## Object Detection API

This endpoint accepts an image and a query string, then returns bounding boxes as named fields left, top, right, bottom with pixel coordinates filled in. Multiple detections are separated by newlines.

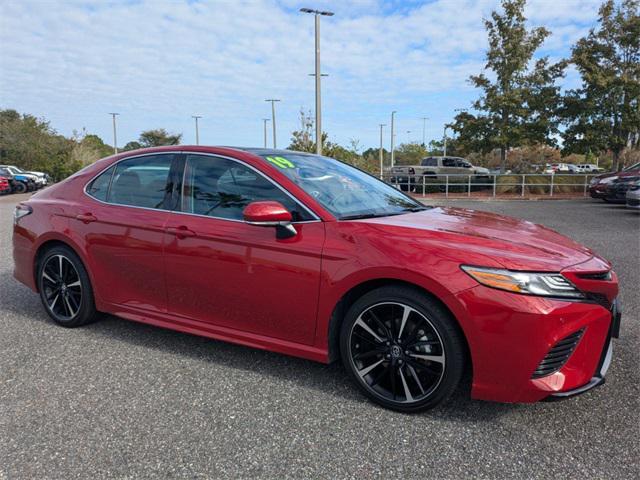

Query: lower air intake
left=532, top=329, right=584, bottom=379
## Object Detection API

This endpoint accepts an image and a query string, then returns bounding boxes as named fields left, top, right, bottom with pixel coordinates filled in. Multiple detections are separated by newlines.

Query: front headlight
left=461, top=266, right=585, bottom=298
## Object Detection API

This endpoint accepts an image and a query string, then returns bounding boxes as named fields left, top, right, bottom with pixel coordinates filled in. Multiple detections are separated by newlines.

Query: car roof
left=236, top=148, right=317, bottom=157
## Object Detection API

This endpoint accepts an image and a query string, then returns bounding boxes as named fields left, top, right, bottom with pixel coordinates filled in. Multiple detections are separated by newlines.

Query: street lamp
left=390, top=111, right=396, bottom=167
left=192, top=115, right=202, bottom=145
left=443, top=125, right=449, bottom=157
left=421, top=117, right=429, bottom=147
left=265, top=99, right=281, bottom=148
left=379, top=124, right=386, bottom=179
left=300, top=7, right=334, bottom=155
left=262, top=118, right=270, bottom=148
left=108, top=113, right=119, bottom=154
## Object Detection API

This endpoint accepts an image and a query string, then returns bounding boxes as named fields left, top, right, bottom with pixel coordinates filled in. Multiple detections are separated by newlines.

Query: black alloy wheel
left=340, top=286, right=465, bottom=412
left=37, top=246, right=98, bottom=327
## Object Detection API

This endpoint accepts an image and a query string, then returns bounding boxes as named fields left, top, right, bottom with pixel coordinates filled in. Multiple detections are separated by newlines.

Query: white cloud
left=0, top=0, right=600, bottom=147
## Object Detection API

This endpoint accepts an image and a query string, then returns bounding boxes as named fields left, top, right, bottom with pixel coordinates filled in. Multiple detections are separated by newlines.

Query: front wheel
left=340, top=286, right=465, bottom=412
left=14, top=181, right=27, bottom=193
left=37, top=245, right=98, bottom=327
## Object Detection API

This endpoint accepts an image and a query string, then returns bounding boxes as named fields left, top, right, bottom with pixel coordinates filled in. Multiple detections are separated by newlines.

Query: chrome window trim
left=82, top=150, right=322, bottom=224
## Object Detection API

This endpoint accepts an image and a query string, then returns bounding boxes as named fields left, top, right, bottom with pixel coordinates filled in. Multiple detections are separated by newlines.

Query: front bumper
left=452, top=284, right=620, bottom=403
left=546, top=298, right=621, bottom=400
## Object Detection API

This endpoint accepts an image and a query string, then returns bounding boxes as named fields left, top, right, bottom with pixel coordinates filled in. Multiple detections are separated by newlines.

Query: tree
left=288, top=108, right=317, bottom=153
left=393, top=143, right=428, bottom=165
left=451, top=0, right=566, bottom=172
left=0, top=109, right=76, bottom=180
left=123, top=141, right=143, bottom=151
left=561, top=0, right=639, bottom=171
left=138, top=128, right=182, bottom=147
left=69, top=130, right=113, bottom=167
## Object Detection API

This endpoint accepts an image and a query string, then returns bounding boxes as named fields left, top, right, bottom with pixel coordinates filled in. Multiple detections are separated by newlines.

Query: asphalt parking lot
left=1, top=193, right=638, bottom=479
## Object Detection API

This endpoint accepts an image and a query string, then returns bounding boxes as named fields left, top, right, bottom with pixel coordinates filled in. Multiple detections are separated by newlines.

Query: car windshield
left=259, top=153, right=426, bottom=219
left=623, top=162, right=640, bottom=171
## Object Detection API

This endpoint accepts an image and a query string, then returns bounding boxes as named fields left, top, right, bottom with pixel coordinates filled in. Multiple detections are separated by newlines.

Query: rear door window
left=86, top=165, right=115, bottom=201
left=107, top=154, right=175, bottom=209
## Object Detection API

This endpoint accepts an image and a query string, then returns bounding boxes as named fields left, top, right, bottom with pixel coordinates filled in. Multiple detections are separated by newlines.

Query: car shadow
left=1, top=273, right=521, bottom=421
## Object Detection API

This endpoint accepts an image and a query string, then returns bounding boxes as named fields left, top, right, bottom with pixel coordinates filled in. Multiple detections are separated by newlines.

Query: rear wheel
left=340, top=286, right=465, bottom=412
left=37, top=246, right=98, bottom=327
left=14, top=181, right=27, bottom=193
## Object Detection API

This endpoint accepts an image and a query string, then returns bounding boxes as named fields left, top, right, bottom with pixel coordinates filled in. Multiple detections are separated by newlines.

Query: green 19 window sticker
left=266, top=156, right=295, bottom=169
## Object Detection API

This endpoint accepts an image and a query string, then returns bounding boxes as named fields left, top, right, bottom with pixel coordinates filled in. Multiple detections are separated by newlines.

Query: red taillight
left=13, top=203, right=33, bottom=225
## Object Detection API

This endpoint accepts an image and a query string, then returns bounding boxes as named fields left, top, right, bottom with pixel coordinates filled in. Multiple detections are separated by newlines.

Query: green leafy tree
left=0, top=109, right=76, bottom=179
left=123, top=141, right=143, bottom=151
left=69, top=130, right=113, bottom=167
left=393, top=143, right=428, bottom=165
left=561, top=0, right=639, bottom=171
left=138, top=128, right=182, bottom=147
left=451, top=0, right=566, bottom=172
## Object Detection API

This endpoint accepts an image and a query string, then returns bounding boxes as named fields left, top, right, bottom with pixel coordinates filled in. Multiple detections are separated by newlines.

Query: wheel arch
left=32, top=237, right=98, bottom=303
left=326, top=278, right=472, bottom=375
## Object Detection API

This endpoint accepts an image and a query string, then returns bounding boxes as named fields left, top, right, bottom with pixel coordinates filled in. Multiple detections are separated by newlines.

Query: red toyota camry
left=12, top=146, right=621, bottom=411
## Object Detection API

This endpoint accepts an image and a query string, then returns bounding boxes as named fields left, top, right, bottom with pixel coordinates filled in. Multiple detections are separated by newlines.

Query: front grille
left=587, top=292, right=612, bottom=309
left=532, top=329, right=584, bottom=379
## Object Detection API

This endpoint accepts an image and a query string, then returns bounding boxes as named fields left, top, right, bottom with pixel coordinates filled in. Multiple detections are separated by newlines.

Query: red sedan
left=0, top=176, right=11, bottom=194
left=12, top=146, right=621, bottom=411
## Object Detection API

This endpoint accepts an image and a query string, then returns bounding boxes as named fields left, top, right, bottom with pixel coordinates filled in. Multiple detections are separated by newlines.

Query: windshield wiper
left=402, top=206, right=428, bottom=212
left=339, top=213, right=387, bottom=220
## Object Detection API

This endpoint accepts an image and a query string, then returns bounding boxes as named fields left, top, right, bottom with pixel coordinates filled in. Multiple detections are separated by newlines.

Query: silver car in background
left=626, top=180, right=640, bottom=209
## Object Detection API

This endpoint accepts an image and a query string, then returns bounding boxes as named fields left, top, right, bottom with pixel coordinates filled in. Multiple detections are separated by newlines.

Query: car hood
left=474, top=166, right=490, bottom=174
left=595, top=170, right=639, bottom=181
left=362, top=207, right=598, bottom=271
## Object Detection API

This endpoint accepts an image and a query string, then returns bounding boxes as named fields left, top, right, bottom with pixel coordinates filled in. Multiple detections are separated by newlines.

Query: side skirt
left=102, top=303, right=330, bottom=364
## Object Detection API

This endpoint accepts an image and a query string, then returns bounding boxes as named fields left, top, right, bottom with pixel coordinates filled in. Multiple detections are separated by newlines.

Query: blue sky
left=0, top=0, right=604, bottom=150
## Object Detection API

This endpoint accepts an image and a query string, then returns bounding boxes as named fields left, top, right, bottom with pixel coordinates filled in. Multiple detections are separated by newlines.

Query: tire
left=340, top=285, right=465, bottom=412
left=14, top=181, right=27, bottom=193
left=37, top=245, right=98, bottom=327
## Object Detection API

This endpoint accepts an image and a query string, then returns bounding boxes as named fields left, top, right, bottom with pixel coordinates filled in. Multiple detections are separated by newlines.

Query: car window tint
left=442, top=158, right=456, bottom=167
left=109, top=155, right=173, bottom=209
left=182, top=154, right=312, bottom=221
left=87, top=165, right=115, bottom=201
left=421, top=158, right=437, bottom=167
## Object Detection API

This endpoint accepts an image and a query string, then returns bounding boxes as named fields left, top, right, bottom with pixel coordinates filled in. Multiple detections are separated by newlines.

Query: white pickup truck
left=389, top=156, right=490, bottom=190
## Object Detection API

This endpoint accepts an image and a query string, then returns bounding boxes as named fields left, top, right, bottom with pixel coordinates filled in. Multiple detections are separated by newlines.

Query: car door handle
left=167, top=226, right=196, bottom=239
left=76, top=213, right=97, bottom=224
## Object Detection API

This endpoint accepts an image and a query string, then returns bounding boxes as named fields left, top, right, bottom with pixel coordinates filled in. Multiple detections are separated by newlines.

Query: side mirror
left=243, top=201, right=297, bottom=238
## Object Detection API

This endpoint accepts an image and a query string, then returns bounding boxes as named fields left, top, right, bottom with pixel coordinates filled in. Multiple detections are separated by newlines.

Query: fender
left=314, top=265, right=478, bottom=356
left=31, top=230, right=107, bottom=311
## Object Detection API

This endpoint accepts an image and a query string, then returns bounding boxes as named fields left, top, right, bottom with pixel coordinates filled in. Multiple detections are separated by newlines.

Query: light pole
left=300, top=7, right=334, bottom=156
left=379, top=124, right=386, bottom=179
left=262, top=118, right=270, bottom=148
left=108, top=113, right=119, bottom=154
left=443, top=125, right=449, bottom=157
left=390, top=111, right=396, bottom=167
left=406, top=130, right=411, bottom=143
left=265, top=99, right=281, bottom=148
left=192, top=115, right=202, bottom=145
left=421, top=117, right=429, bottom=147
